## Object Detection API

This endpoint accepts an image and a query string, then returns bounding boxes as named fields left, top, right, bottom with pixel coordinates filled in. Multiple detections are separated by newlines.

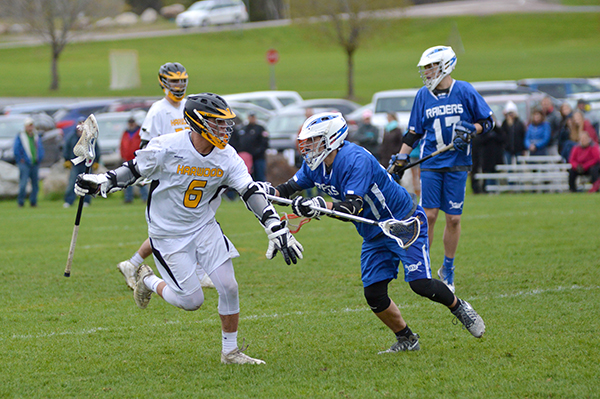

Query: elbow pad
left=331, top=194, right=363, bottom=216
left=402, top=131, right=422, bottom=148
left=275, top=179, right=303, bottom=199
left=477, top=118, right=495, bottom=134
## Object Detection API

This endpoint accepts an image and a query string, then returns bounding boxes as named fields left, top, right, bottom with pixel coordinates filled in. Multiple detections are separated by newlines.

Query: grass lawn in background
left=0, top=13, right=599, bottom=102
left=1, top=191, right=598, bottom=398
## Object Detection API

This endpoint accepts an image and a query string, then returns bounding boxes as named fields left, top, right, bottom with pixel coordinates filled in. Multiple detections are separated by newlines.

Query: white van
left=223, top=91, right=303, bottom=112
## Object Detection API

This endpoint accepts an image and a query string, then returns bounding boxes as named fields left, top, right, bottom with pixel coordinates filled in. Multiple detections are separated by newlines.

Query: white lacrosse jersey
left=135, top=130, right=253, bottom=238
left=140, top=98, right=188, bottom=142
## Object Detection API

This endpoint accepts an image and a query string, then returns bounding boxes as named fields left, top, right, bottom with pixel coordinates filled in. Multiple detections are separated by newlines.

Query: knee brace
left=409, top=278, right=454, bottom=306
left=364, top=279, right=392, bottom=313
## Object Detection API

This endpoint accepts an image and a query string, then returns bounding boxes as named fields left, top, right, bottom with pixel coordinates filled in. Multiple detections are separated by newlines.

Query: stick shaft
left=265, top=194, right=378, bottom=226
left=63, top=165, right=90, bottom=277
left=395, top=143, right=454, bottom=173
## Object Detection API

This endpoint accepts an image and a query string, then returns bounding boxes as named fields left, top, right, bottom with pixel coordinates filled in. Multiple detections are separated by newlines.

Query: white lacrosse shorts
left=149, top=220, right=239, bottom=296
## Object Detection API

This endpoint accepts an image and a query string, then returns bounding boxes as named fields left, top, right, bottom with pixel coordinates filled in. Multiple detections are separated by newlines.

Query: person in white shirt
left=74, top=93, right=303, bottom=364
left=117, top=62, right=216, bottom=290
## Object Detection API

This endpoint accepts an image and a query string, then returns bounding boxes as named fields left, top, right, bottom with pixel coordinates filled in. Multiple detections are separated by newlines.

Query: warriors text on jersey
left=408, top=80, right=493, bottom=169
left=135, top=130, right=252, bottom=238
left=140, top=98, right=188, bottom=142
left=293, top=142, right=414, bottom=241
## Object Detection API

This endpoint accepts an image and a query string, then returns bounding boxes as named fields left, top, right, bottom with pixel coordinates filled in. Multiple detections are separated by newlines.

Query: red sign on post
left=266, top=49, right=279, bottom=65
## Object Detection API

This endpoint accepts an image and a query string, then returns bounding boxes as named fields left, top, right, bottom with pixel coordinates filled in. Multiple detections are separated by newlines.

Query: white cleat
left=199, top=273, right=216, bottom=289
left=221, top=348, right=266, bottom=365
left=117, top=260, right=137, bottom=290
left=134, top=264, right=154, bottom=309
left=452, top=299, right=485, bottom=338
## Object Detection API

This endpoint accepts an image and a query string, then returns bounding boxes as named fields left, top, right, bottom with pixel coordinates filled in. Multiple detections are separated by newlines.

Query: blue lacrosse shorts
left=420, top=170, right=468, bottom=215
left=360, top=207, right=432, bottom=287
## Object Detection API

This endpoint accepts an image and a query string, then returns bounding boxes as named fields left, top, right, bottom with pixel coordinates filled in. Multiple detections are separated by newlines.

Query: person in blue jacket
left=13, top=117, right=44, bottom=207
left=525, top=107, right=551, bottom=155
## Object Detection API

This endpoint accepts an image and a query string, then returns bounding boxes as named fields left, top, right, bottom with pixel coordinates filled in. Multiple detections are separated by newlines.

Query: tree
left=10, top=0, right=96, bottom=91
left=289, top=0, right=408, bottom=100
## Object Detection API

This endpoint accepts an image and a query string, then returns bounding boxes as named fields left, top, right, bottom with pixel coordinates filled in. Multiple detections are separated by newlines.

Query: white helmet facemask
left=417, top=46, right=457, bottom=91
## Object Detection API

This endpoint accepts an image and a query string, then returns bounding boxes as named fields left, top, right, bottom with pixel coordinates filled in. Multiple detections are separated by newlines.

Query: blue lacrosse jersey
left=293, top=142, right=414, bottom=241
left=408, top=80, right=493, bottom=169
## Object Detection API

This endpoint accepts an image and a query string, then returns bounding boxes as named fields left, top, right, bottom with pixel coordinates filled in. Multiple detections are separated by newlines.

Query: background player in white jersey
left=389, top=46, right=494, bottom=293
left=117, top=62, right=216, bottom=291
left=262, top=112, right=484, bottom=353
left=74, top=93, right=303, bottom=364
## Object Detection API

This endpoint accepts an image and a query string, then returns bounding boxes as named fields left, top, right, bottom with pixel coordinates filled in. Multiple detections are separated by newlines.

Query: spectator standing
left=568, top=130, right=600, bottom=193
left=354, top=110, right=380, bottom=160
left=525, top=107, right=551, bottom=155
left=379, top=113, right=403, bottom=166
left=13, top=117, right=44, bottom=208
left=501, top=101, right=526, bottom=164
left=480, top=118, right=506, bottom=192
left=120, top=117, right=147, bottom=204
left=63, top=117, right=100, bottom=208
left=541, top=96, right=561, bottom=155
left=238, top=112, right=269, bottom=182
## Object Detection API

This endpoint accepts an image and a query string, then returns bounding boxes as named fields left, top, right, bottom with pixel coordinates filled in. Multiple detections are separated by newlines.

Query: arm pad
left=275, top=179, right=304, bottom=199
left=240, top=182, right=281, bottom=229
left=477, top=117, right=495, bottom=134
left=402, top=131, right=422, bottom=148
left=331, top=194, right=363, bottom=216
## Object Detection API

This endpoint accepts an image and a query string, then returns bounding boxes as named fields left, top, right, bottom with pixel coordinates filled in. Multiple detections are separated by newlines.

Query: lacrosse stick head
left=380, top=216, right=421, bottom=249
left=71, top=114, right=99, bottom=167
left=280, top=213, right=311, bottom=234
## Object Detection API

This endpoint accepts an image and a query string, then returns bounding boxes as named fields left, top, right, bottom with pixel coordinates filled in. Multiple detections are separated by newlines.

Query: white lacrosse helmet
left=417, top=45, right=457, bottom=91
left=298, top=112, right=348, bottom=170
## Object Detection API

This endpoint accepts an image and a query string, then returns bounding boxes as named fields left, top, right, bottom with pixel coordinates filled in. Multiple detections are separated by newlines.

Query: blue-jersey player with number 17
left=260, top=112, right=485, bottom=354
left=389, top=45, right=494, bottom=294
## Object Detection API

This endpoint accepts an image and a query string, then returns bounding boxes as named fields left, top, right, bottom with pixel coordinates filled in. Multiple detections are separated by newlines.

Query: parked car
left=345, top=103, right=374, bottom=140
left=228, top=101, right=274, bottom=125
left=94, top=110, right=147, bottom=168
left=107, top=97, right=160, bottom=113
left=223, top=90, right=303, bottom=112
left=368, top=88, right=419, bottom=138
left=471, top=80, right=538, bottom=97
left=517, top=78, right=600, bottom=99
left=266, top=107, right=331, bottom=151
left=2, top=101, right=71, bottom=116
left=53, top=99, right=118, bottom=140
left=0, top=113, right=63, bottom=167
left=175, top=0, right=248, bottom=28
left=483, top=92, right=548, bottom=126
left=279, top=98, right=361, bottom=117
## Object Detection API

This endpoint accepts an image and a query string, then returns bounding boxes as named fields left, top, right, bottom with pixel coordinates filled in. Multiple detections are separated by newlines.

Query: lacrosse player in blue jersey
left=261, top=112, right=485, bottom=353
left=389, top=46, right=494, bottom=294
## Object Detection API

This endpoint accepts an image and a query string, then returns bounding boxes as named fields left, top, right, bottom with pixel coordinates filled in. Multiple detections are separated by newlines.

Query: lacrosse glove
left=453, top=121, right=477, bottom=152
left=388, top=153, right=410, bottom=181
left=291, top=196, right=327, bottom=219
left=265, top=221, right=304, bottom=265
left=74, top=173, right=120, bottom=198
left=255, top=181, right=277, bottom=197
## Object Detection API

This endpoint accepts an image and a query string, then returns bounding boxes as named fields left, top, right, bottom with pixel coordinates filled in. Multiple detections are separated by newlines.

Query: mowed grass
left=1, top=12, right=600, bottom=102
left=1, top=191, right=599, bottom=398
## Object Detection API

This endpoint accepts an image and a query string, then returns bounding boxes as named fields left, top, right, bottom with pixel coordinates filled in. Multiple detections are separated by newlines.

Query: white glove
left=255, top=181, right=277, bottom=197
left=265, top=221, right=304, bottom=265
left=291, top=196, right=327, bottom=219
left=74, top=173, right=120, bottom=198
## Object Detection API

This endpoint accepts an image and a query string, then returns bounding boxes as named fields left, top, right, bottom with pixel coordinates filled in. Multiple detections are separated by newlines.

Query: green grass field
left=1, top=12, right=600, bottom=102
left=1, top=191, right=599, bottom=398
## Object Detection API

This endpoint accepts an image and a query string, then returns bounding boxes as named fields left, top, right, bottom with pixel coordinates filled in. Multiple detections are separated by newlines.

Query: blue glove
left=453, top=121, right=477, bottom=152
left=387, top=153, right=410, bottom=181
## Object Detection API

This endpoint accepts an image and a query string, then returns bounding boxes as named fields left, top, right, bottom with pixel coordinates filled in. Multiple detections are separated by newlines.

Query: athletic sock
left=144, top=274, right=162, bottom=293
left=129, top=252, right=144, bottom=268
left=395, top=326, right=413, bottom=339
left=443, top=256, right=455, bottom=272
left=222, top=331, right=238, bottom=354
left=449, top=298, right=462, bottom=313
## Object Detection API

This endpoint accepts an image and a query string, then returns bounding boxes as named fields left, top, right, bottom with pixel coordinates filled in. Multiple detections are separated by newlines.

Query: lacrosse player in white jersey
left=117, top=62, right=216, bottom=291
left=261, top=112, right=484, bottom=354
left=75, top=93, right=303, bottom=364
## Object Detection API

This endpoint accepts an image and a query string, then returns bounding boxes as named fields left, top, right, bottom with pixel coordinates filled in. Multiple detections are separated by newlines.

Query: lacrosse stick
left=280, top=213, right=312, bottom=234
left=387, top=143, right=455, bottom=175
left=266, top=194, right=420, bottom=249
left=64, top=114, right=99, bottom=277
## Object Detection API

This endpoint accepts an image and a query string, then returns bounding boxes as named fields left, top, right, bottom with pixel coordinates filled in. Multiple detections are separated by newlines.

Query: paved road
left=0, top=0, right=598, bottom=50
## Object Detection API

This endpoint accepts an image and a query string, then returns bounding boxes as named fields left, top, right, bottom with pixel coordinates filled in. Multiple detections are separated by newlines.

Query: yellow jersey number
left=184, top=180, right=207, bottom=208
